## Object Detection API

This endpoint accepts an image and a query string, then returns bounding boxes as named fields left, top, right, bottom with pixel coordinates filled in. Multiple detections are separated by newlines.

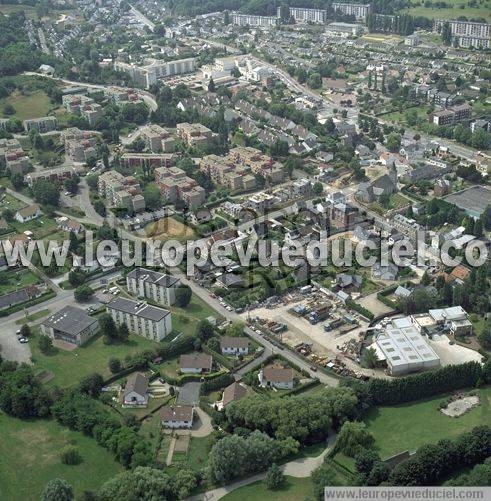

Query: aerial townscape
left=0, top=0, right=490, bottom=500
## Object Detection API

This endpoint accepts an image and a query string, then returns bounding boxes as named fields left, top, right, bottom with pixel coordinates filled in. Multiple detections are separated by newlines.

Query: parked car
left=19, top=338, right=29, bottom=344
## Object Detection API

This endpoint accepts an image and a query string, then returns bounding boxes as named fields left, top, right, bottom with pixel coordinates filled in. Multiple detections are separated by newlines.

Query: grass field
left=0, top=90, right=58, bottom=121
left=365, top=386, right=491, bottom=459
left=222, top=476, right=315, bottom=501
left=0, top=269, right=40, bottom=296
left=30, top=330, right=158, bottom=387
left=402, top=2, right=491, bottom=23
left=0, top=414, right=122, bottom=501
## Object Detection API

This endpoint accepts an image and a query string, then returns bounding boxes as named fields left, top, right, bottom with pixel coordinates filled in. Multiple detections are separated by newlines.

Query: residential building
left=98, top=170, right=146, bottom=213
left=107, top=297, right=172, bottom=341
left=62, top=94, right=103, bottom=126
left=372, top=262, right=398, bottom=281
left=0, top=138, right=29, bottom=176
left=405, top=33, right=421, bottom=46
left=123, top=372, right=149, bottom=407
left=332, top=3, right=371, bottom=20
left=219, top=381, right=248, bottom=409
left=428, top=306, right=473, bottom=336
left=161, top=405, right=194, bottom=428
left=56, top=216, right=84, bottom=234
left=120, top=152, right=175, bottom=169
left=373, top=317, right=440, bottom=376
left=24, top=165, right=84, bottom=188
left=259, top=366, right=294, bottom=389
left=220, top=336, right=250, bottom=356
left=126, top=267, right=180, bottom=306
left=176, top=122, right=215, bottom=147
left=283, top=7, right=327, bottom=24
left=60, top=128, right=98, bottom=163
left=231, top=13, right=278, bottom=27
left=41, top=306, right=99, bottom=346
left=434, top=19, right=490, bottom=49
left=140, top=124, right=175, bottom=153
left=432, top=104, right=471, bottom=126
left=114, top=57, right=196, bottom=89
left=22, top=116, right=57, bottom=134
left=179, top=353, right=213, bottom=374
left=155, top=166, right=206, bottom=208
left=0, top=285, right=40, bottom=311
left=14, top=204, right=41, bottom=223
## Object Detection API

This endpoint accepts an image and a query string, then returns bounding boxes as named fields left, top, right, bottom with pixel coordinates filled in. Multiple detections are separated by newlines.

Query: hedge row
left=346, top=299, right=375, bottom=321
left=0, top=290, right=56, bottom=317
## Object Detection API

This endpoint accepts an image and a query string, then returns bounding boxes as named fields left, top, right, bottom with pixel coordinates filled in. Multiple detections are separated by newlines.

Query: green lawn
left=222, top=476, right=315, bottom=501
left=0, top=90, right=57, bottom=121
left=0, top=414, right=122, bottom=501
left=402, top=2, right=491, bottom=23
left=1, top=193, right=25, bottom=211
left=365, top=386, right=491, bottom=459
left=31, top=330, right=158, bottom=387
left=0, top=269, right=40, bottom=296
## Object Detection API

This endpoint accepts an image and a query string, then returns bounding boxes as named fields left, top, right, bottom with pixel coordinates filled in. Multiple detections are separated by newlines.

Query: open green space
left=402, top=2, right=491, bottom=23
left=0, top=193, right=25, bottom=211
left=222, top=476, right=315, bottom=501
left=0, top=413, right=122, bottom=501
left=0, top=90, right=59, bottom=121
left=30, top=330, right=158, bottom=387
left=0, top=269, right=40, bottom=296
left=365, top=386, right=491, bottom=459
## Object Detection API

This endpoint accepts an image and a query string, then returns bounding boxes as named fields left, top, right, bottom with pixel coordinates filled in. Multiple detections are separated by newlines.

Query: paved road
left=187, top=434, right=336, bottom=501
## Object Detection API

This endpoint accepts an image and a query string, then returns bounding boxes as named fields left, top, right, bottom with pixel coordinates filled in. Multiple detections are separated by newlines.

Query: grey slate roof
left=42, top=306, right=97, bottom=335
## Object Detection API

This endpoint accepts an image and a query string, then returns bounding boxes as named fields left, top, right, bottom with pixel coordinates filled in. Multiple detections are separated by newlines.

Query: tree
left=196, top=319, right=214, bottom=341
left=32, top=179, right=60, bottom=206
left=19, top=324, right=31, bottom=338
left=313, top=181, right=324, bottom=196
left=208, top=77, right=216, bottom=93
left=64, top=175, right=80, bottom=195
left=118, top=323, right=129, bottom=343
left=2, top=208, right=14, bottom=222
left=226, top=321, right=245, bottom=338
left=265, top=463, right=284, bottom=490
left=60, top=446, right=82, bottom=465
left=99, top=314, right=119, bottom=343
left=68, top=269, right=86, bottom=287
left=42, top=479, right=74, bottom=501
left=386, top=132, right=402, bottom=152
left=109, top=358, right=122, bottom=374
left=175, top=284, right=192, bottom=307
left=335, top=421, right=374, bottom=457
left=79, top=373, right=104, bottom=398
left=11, top=173, right=25, bottom=191
left=143, top=184, right=162, bottom=210
left=38, top=335, right=54, bottom=355
left=74, top=284, right=94, bottom=302
left=361, top=347, right=379, bottom=369
left=355, top=449, right=380, bottom=476
left=421, top=271, right=431, bottom=286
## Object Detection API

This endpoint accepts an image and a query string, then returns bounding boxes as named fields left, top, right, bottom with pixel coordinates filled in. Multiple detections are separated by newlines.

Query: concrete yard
left=429, top=334, right=484, bottom=366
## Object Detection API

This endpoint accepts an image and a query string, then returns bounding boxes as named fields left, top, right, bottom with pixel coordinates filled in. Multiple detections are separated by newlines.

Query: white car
left=19, top=338, right=29, bottom=344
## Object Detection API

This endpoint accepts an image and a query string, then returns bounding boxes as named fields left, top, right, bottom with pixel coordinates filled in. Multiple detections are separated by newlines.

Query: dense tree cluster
left=225, top=387, right=358, bottom=443
left=446, top=457, right=491, bottom=486
left=51, top=390, right=153, bottom=468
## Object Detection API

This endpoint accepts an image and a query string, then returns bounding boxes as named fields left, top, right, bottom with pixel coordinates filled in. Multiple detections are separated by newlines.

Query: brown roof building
left=179, top=353, right=213, bottom=373
left=160, top=405, right=194, bottom=428
left=221, top=382, right=248, bottom=408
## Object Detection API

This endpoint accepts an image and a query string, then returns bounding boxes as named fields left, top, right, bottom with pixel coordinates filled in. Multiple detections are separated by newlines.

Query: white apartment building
left=231, top=13, right=278, bottom=27
left=332, top=3, right=372, bottom=21
left=283, top=7, right=327, bottom=24
left=126, top=267, right=180, bottom=306
left=434, top=19, right=490, bottom=48
left=114, top=57, right=196, bottom=89
left=107, top=297, right=172, bottom=341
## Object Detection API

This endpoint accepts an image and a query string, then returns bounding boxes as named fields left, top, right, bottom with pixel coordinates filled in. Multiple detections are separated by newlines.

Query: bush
left=265, top=463, right=284, bottom=490
left=60, top=446, right=82, bottom=465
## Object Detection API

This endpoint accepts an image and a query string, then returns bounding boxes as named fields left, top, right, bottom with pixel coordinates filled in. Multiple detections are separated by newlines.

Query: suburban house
left=14, top=204, right=41, bottom=224
left=41, top=306, right=99, bottom=346
left=259, top=366, right=294, bottom=389
left=160, top=405, right=194, bottom=429
left=179, top=353, right=213, bottom=374
left=126, top=267, right=180, bottom=306
left=57, top=216, right=84, bottom=234
left=122, top=372, right=149, bottom=407
left=215, top=272, right=244, bottom=289
left=218, top=381, right=248, bottom=410
left=428, top=306, right=473, bottom=336
left=220, top=336, right=250, bottom=356
left=106, top=297, right=172, bottom=341
left=372, top=262, right=398, bottom=281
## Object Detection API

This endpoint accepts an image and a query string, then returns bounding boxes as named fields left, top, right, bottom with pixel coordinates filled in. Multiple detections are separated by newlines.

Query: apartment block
left=155, top=166, right=206, bottom=208
left=435, top=19, right=490, bottom=48
left=22, top=116, right=57, bottom=134
left=127, top=267, right=180, bottom=306
left=60, top=128, right=99, bottom=163
left=106, top=87, right=143, bottom=105
left=98, top=170, right=146, bottom=213
left=120, top=152, right=175, bottom=169
left=107, top=297, right=172, bottom=341
left=332, top=3, right=371, bottom=21
left=24, top=165, right=85, bottom=188
left=432, top=104, right=471, bottom=126
left=140, top=124, right=175, bottom=152
left=326, top=22, right=364, bottom=37
left=62, top=94, right=103, bottom=126
left=176, top=122, right=216, bottom=147
left=230, top=147, right=284, bottom=183
left=114, top=57, right=196, bottom=89
left=282, top=7, right=327, bottom=24
left=0, top=138, right=29, bottom=176
left=199, top=154, right=254, bottom=191
left=231, top=13, right=278, bottom=27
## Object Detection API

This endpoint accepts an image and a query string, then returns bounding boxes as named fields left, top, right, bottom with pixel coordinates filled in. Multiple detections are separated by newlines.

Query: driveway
left=177, top=382, right=201, bottom=405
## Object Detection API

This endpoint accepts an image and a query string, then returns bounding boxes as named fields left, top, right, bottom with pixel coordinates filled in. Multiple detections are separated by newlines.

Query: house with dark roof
left=219, top=381, right=248, bottom=409
left=14, top=204, right=41, bottom=223
left=215, top=273, right=244, bottom=290
left=220, top=336, right=250, bottom=356
left=126, top=267, right=180, bottom=306
left=161, top=405, right=194, bottom=428
left=372, top=262, right=398, bottom=281
left=336, top=273, right=363, bottom=290
left=357, top=166, right=398, bottom=203
left=41, top=305, right=99, bottom=346
left=0, top=285, right=40, bottom=311
left=259, top=365, right=294, bottom=389
left=179, top=353, right=213, bottom=374
left=123, top=372, right=149, bottom=407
